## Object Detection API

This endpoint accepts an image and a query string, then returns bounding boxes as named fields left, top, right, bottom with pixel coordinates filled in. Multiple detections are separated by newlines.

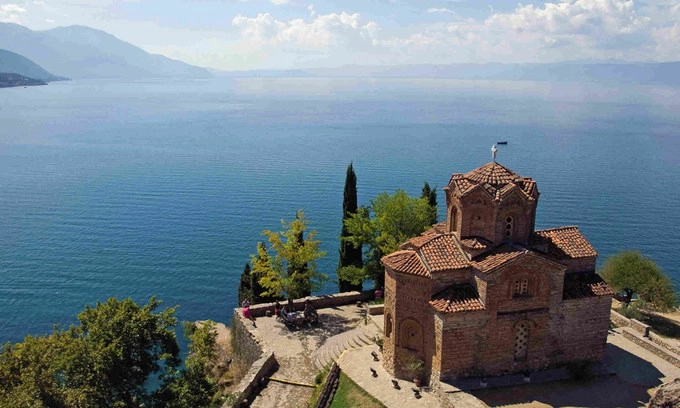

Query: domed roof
left=446, top=162, right=537, bottom=200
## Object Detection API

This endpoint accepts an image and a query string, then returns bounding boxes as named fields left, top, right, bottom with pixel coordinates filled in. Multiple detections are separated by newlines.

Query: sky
left=1, top=0, right=679, bottom=70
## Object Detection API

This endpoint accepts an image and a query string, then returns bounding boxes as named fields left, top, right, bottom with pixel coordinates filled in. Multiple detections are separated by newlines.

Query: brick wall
left=554, top=296, right=611, bottom=363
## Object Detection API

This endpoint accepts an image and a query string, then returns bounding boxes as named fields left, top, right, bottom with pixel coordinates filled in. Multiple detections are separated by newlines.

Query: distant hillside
left=216, top=62, right=680, bottom=85
left=0, top=49, right=66, bottom=81
left=0, top=72, right=47, bottom=88
left=306, top=62, right=680, bottom=85
left=0, top=23, right=212, bottom=80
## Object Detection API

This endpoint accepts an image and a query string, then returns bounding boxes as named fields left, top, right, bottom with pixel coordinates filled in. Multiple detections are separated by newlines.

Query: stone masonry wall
left=555, top=295, right=612, bottom=363
left=231, top=310, right=264, bottom=368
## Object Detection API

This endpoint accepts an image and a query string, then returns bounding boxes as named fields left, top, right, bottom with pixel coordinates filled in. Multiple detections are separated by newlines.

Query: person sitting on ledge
left=274, top=300, right=282, bottom=319
left=242, top=298, right=255, bottom=325
left=304, top=299, right=318, bottom=324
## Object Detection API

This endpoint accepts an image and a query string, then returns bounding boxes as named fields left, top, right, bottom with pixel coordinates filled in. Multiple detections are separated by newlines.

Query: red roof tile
left=381, top=250, right=429, bottom=277
left=531, top=226, right=597, bottom=260
left=563, top=273, right=615, bottom=299
left=471, top=245, right=528, bottom=273
left=418, top=235, right=470, bottom=272
left=447, top=162, right=537, bottom=201
left=430, top=284, right=485, bottom=313
left=460, top=237, right=491, bottom=250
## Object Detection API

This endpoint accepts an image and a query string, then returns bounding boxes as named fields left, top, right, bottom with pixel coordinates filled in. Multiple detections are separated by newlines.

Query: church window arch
left=514, top=321, right=530, bottom=360
left=400, top=319, right=423, bottom=352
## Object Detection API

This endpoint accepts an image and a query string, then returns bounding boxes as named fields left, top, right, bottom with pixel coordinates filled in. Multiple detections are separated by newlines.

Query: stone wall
left=231, top=311, right=264, bottom=368
left=555, top=296, right=611, bottom=363
left=611, top=309, right=680, bottom=360
left=622, top=328, right=680, bottom=368
left=242, top=291, right=372, bottom=318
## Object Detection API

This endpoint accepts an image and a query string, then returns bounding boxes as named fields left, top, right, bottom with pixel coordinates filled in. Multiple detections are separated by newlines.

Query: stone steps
left=312, top=324, right=380, bottom=370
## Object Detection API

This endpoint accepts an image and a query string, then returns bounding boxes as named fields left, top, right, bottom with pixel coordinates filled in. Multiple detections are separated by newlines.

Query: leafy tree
left=421, top=182, right=438, bottom=226
left=600, top=251, right=678, bottom=311
left=237, top=263, right=254, bottom=305
left=249, top=242, right=282, bottom=304
left=343, top=190, right=434, bottom=288
left=338, top=163, right=363, bottom=292
left=0, top=297, right=181, bottom=408
left=156, top=321, right=219, bottom=408
left=252, top=210, right=327, bottom=302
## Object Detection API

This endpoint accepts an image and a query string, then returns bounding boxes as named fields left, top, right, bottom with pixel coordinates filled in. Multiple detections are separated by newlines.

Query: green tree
left=338, top=163, right=363, bottom=292
left=600, top=251, right=678, bottom=311
left=0, top=297, right=180, bottom=408
left=250, top=242, right=282, bottom=304
left=421, top=182, right=438, bottom=226
left=156, top=321, right=219, bottom=408
left=238, top=263, right=254, bottom=305
left=252, top=210, right=327, bottom=302
left=342, top=190, right=434, bottom=288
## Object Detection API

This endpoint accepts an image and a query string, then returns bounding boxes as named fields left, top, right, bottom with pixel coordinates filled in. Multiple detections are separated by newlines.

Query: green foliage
left=343, top=190, right=435, bottom=288
left=600, top=251, right=678, bottom=311
left=421, top=182, right=438, bottom=225
left=156, top=321, right=219, bottom=408
left=617, top=302, right=645, bottom=321
left=252, top=210, right=327, bottom=301
left=338, top=163, right=363, bottom=292
left=0, top=297, right=181, bottom=408
left=238, top=263, right=254, bottom=305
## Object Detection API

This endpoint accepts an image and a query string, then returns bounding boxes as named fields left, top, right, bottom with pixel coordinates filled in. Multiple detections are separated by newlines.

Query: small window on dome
left=505, top=216, right=514, bottom=238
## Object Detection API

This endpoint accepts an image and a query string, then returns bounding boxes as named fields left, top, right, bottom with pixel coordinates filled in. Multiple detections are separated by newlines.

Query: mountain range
left=0, top=49, right=66, bottom=81
left=0, top=23, right=211, bottom=80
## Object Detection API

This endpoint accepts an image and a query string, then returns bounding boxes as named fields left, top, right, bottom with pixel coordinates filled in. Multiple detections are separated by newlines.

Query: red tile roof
left=471, top=245, right=528, bottom=273
left=531, top=226, right=597, bottom=260
left=400, top=229, right=470, bottom=273
left=563, top=273, right=615, bottom=299
left=447, top=162, right=537, bottom=200
left=430, top=284, right=485, bottom=313
left=381, top=250, right=429, bottom=277
left=460, top=237, right=491, bottom=250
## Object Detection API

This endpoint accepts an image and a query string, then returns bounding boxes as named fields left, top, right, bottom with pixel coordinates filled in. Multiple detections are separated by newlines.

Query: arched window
left=450, top=206, right=458, bottom=232
left=513, top=278, right=529, bottom=297
left=514, top=321, right=530, bottom=360
left=385, top=313, right=393, bottom=338
left=400, top=319, right=423, bottom=352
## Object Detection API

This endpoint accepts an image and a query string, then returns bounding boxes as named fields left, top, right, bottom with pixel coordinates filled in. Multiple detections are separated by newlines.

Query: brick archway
left=399, top=318, right=423, bottom=352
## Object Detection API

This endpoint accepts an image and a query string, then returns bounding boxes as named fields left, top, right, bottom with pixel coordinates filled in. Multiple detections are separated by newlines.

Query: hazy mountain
left=0, top=23, right=211, bottom=80
left=0, top=72, right=47, bottom=88
left=216, top=62, right=680, bottom=85
left=0, top=49, right=66, bottom=81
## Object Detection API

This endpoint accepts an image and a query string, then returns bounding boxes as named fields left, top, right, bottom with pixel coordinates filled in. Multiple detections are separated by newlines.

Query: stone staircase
left=312, top=323, right=381, bottom=370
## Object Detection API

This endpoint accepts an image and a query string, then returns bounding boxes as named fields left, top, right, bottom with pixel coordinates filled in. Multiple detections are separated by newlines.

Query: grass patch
left=308, top=365, right=331, bottom=408
left=330, top=372, right=385, bottom=408
left=368, top=299, right=384, bottom=305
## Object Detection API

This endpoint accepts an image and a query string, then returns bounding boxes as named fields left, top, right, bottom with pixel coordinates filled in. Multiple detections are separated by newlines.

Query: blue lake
left=1, top=77, right=680, bottom=344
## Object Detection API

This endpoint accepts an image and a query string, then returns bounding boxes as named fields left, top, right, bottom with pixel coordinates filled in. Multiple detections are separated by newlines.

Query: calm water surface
left=1, top=78, right=680, bottom=344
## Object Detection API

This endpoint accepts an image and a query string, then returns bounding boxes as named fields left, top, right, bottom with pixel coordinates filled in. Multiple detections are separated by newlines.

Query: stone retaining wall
left=622, top=328, right=680, bottom=368
left=231, top=311, right=264, bottom=367
left=240, top=291, right=373, bottom=318
left=228, top=352, right=277, bottom=408
left=610, top=309, right=680, bottom=357
left=367, top=304, right=384, bottom=315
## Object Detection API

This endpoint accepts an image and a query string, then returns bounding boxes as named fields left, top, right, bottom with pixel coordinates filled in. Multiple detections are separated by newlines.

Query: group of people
left=241, top=298, right=318, bottom=328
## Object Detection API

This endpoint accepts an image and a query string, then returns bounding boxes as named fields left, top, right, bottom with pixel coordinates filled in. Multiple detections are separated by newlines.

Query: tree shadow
left=282, top=313, right=361, bottom=349
left=471, top=344, right=663, bottom=408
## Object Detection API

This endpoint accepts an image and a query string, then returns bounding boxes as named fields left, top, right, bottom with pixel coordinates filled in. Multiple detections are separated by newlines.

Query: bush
left=566, top=360, right=594, bottom=382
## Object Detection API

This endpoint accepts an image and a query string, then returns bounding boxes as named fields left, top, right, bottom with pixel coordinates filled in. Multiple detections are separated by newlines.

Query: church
left=381, top=158, right=614, bottom=384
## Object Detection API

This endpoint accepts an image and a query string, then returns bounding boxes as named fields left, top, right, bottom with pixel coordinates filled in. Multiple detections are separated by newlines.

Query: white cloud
left=427, top=8, right=455, bottom=14
left=0, top=4, right=27, bottom=24
left=232, top=11, right=379, bottom=50
left=485, top=0, right=652, bottom=51
left=270, top=0, right=289, bottom=4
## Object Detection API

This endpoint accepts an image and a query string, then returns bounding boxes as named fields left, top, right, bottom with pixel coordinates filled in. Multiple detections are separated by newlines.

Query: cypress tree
left=237, top=263, right=254, bottom=305
left=422, top=182, right=438, bottom=226
left=338, top=163, right=363, bottom=292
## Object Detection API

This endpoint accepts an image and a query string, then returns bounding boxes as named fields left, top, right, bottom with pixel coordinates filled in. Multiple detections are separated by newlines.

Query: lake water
left=1, top=77, right=680, bottom=345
